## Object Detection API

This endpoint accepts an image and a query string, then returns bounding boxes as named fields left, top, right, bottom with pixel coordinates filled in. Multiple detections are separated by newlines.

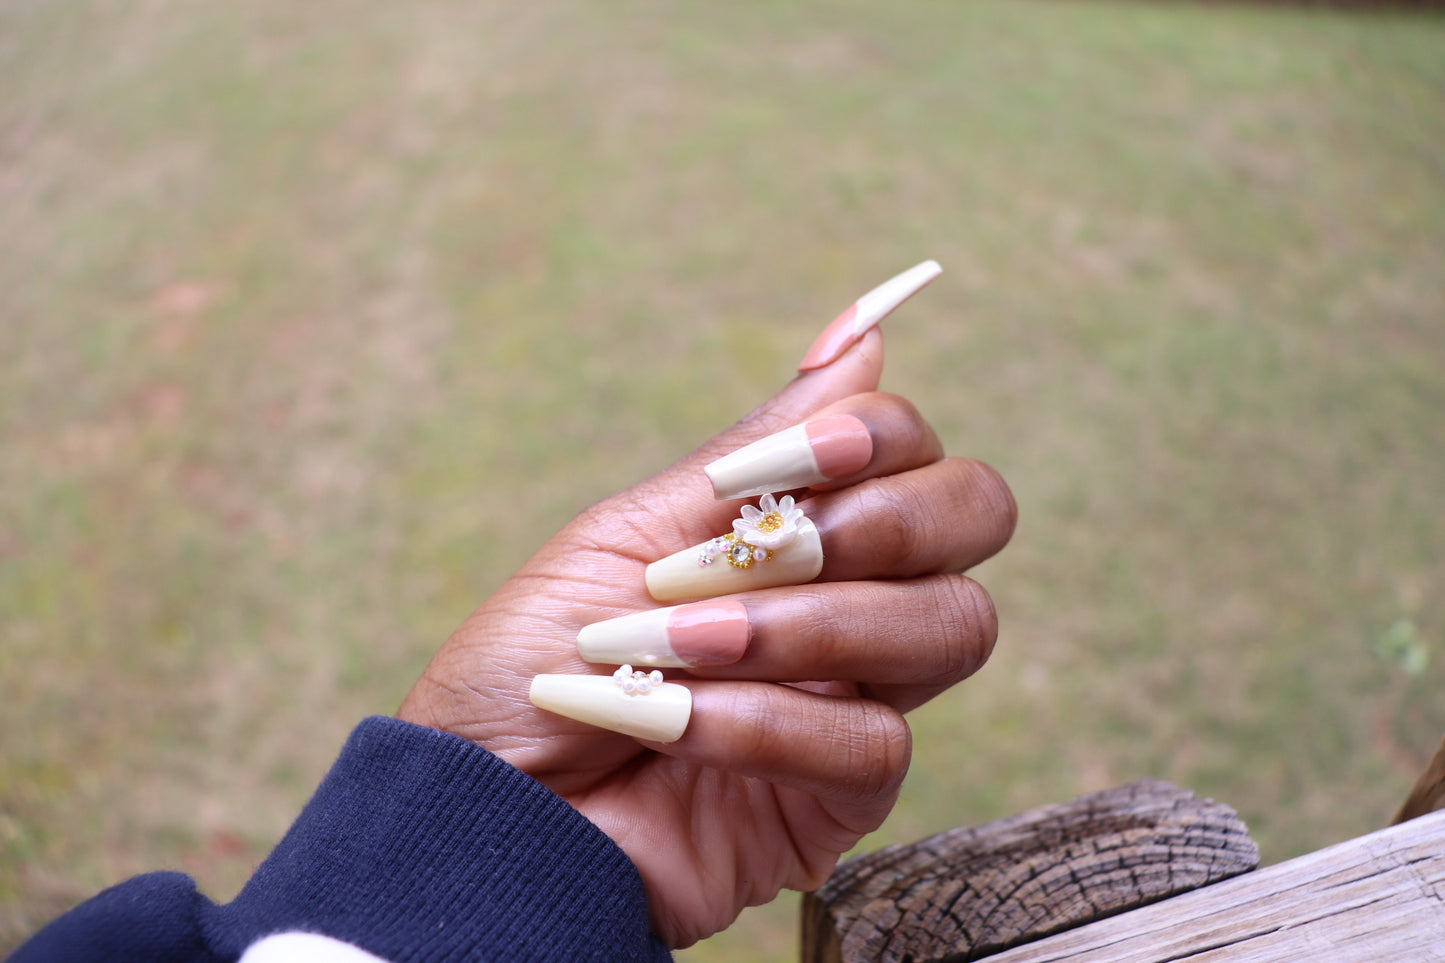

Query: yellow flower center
left=755, top=511, right=784, bottom=534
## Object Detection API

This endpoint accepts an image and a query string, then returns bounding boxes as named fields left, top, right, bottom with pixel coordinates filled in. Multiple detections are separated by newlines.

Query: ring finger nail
left=705, top=414, right=873, bottom=501
left=529, top=671, right=692, bottom=743
left=646, top=493, right=824, bottom=602
left=577, top=599, right=749, bottom=667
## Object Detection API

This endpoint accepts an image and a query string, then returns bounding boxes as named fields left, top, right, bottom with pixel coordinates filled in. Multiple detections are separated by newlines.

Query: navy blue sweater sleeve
left=11, top=717, right=671, bottom=963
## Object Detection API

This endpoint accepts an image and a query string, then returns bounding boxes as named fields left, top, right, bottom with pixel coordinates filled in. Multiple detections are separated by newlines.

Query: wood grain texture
left=801, top=780, right=1259, bottom=963
left=977, top=808, right=1445, bottom=962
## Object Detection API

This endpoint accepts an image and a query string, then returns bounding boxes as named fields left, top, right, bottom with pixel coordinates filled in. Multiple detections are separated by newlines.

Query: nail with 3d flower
left=645, top=493, right=823, bottom=602
left=798, top=260, right=943, bottom=371
left=705, top=413, right=873, bottom=501
left=577, top=599, right=750, bottom=668
left=528, top=669, right=693, bottom=743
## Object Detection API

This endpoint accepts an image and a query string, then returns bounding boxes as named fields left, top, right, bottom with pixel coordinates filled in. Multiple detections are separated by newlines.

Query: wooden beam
left=1393, top=734, right=1445, bottom=825
left=802, top=780, right=1259, bottom=963
left=978, top=808, right=1445, bottom=962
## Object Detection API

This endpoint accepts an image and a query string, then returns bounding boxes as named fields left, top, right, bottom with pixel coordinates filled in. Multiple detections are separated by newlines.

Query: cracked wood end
left=801, top=779, right=1258, bottom=963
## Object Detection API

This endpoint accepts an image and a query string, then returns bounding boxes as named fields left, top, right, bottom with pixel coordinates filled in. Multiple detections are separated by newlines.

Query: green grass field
left=2, top=1, right=1442, bottom=958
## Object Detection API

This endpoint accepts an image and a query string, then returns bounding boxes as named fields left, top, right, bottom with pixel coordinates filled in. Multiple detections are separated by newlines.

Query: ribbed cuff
left=227, top=717, right=669, bottom=962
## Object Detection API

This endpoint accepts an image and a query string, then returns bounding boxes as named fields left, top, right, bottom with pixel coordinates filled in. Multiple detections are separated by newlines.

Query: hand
left=397, top=326, right=1016, bottom=947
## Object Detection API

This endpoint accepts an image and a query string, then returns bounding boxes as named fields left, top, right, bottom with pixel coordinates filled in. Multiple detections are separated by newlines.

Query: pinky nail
left=577, top=600, right=750, bottom=668
left=797, top=260, right=943, bottom=371
left=705, top=414, right=873, bottom=501
left=529, top=673, right=692, bottom=743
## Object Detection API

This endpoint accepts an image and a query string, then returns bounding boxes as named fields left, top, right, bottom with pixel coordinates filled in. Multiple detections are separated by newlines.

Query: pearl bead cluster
left=614, top=664, right=665, bottom=696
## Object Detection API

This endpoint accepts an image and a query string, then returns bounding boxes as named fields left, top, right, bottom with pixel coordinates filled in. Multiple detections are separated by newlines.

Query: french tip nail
left=704, top=415, right=873, bottom=501
left=577, top=600, right=749, bottom=668
left=704, top=423, right=813, bottom=501
left=529, top=673, right=692, bottom=743
left=797, top=260, right=944, bottom=371
left=645, top=518, right=824, bottom=603
left=577, top=607, right=680, bottom=666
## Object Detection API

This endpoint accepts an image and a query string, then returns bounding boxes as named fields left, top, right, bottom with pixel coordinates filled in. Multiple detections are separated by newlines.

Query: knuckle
left=847, top=702, right=911, bottom=800
left=933, top=575, right=999, bottom=680
left=792, top=587, right=846, bottom=656
left=868, top=391, right=926, bottom=426
left=866, top=480, right=933, bottom=569
left=962, top=457, right=1019, bottom=546
left=730, top=686, right=790, bottom=758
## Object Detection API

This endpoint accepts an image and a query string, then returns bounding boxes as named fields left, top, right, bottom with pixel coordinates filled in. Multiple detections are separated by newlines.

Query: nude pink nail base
left=797, top=304, right=861, bottom=372
left=666, top=600, right=749, bottom=667
left=705, top=414, right=873, bottom=501
left=804, top=414, right=873, bottom=480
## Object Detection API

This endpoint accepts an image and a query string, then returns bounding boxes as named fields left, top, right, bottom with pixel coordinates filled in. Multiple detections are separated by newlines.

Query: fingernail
left=797, top=260, right=943, bottom=371
left=577, top=600, right=750, bottom=668
left=705, top=414, right=873, bottom=501
left=529, top=671, right=692, bottom=743
left=645, top=515, right=824, bottom=603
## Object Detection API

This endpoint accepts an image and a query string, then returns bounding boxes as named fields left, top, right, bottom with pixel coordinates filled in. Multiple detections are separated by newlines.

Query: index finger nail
left=797, top=260, right=942, bottom=371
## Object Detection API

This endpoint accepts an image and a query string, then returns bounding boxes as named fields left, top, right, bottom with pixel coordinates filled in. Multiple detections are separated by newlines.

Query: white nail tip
left=705, top=424, right=819, bottom=501
left=644, top=517, right=824, bottom=602
left=576, top=607, right=679, bottom=666
left=854, top=260, right=942, bottom=333
left=529, top=674, right=692, bottom=743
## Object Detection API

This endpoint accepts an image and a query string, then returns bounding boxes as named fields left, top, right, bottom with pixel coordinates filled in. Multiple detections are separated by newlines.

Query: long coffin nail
left=645, top=515, right=823, bottom=603
left=577, top=600, right=750, bottom=668
left=797, top=260, right=942, bottom=371
left=529, top=672, right=692, bottom=743
left=705, top=414, right=873, bottom=501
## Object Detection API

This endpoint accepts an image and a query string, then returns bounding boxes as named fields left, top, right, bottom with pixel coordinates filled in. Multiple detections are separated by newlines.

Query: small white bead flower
left=614, top=664, right=665, bottom=696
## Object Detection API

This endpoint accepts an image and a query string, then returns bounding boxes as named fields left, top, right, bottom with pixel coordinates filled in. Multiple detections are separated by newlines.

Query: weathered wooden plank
left=801, top=780, right=1259, bottom=963
left=977, top=808, right=1445, bottom=962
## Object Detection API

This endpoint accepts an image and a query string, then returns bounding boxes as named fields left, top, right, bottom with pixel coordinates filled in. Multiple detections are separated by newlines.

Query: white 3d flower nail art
left=645, top=493, right=824, bottom=602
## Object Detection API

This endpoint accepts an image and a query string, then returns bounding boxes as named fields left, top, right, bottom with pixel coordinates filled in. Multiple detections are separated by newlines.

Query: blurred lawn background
left=2, top=0, right=1442, bottom=958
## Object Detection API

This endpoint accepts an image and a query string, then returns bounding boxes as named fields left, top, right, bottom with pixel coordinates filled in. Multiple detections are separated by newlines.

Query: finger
left=662, top=682, right=912, bottom=826
left=525, top=672, right=914, bottom=817
left=702, top=392, right=944, bottom=501
left=812, top=456, right=1017, bottom=581
left=702, top=577, right=998, bottom=711
left=575, top=576, right=998, bottom=714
